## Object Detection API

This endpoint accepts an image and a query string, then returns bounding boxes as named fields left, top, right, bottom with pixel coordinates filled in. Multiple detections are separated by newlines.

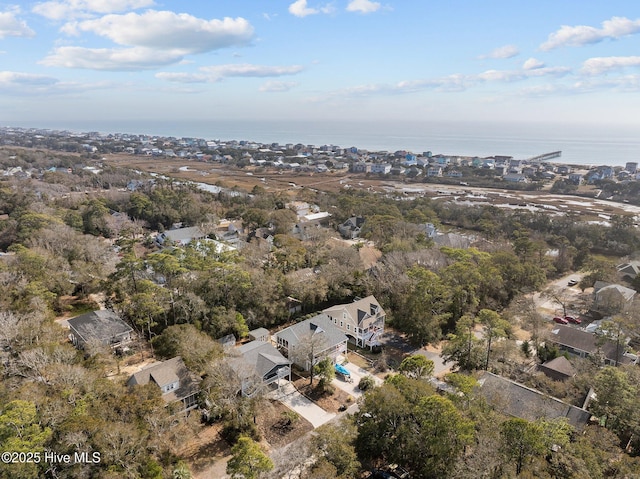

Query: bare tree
left=292, top=328, right=330, bottom=386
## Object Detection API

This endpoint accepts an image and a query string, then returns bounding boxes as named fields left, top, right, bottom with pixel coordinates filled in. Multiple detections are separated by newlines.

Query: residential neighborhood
left=2, top=128, right=640, bottom=479
left=4, top=126, right=640, bottom=205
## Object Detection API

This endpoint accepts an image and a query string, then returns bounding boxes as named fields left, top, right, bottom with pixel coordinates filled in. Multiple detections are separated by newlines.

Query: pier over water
left=527, top=151, right=562, bottom=162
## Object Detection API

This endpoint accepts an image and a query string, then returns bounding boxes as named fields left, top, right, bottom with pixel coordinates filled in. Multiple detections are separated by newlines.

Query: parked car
left=553, top=317, right=568, bottom=325
left=368, top=467, right=410, bottom=479
left=568, top=279, right=578, bottom=286
left=565, top=316, right=581, bottom=324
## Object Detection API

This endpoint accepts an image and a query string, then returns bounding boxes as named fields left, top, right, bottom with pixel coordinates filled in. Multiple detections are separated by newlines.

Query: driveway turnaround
left=277, top=382, right=336, bottom=428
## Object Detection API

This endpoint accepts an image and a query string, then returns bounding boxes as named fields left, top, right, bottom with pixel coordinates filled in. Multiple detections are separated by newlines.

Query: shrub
left=358, top=375, right=376, bottom=391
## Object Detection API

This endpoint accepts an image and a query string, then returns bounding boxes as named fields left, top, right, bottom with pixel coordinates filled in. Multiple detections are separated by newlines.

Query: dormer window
left=161, top=381, right=179, bottom=393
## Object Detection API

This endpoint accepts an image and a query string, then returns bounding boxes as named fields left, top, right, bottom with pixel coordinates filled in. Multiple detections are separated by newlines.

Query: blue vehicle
left=335, top=363, right=352, bottom=382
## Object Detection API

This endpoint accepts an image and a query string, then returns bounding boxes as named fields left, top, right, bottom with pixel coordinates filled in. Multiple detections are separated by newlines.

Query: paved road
left=413, top=348, right=452, bottom=378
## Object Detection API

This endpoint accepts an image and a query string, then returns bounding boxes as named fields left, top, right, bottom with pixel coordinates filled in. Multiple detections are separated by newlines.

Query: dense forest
left=1, top=147, right=640, bottom=478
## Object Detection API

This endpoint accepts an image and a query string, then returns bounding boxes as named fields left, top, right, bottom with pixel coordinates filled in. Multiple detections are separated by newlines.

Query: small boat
left=335, top=363, right=352, bottom=382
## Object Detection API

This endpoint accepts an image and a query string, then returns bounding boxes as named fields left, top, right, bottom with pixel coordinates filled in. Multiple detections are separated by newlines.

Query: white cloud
left=259, top=81, right=298, bottom=92
left=156, top=64, right=305, bottom=83
left=201, top=64, right=304, bottom=78
left=516, top=75, right=640, bottom=97
left=522, top=58, right=545, bottom=70
left=581, top=56, right=640, bottom=75
left=155, top=72, right=208, bottom=83
left=288, top=0, right=334, bottom=17
left=478, top=66, right=570, bottom=82
left=540, top=16, right=640, bottom=51
left=479, top=45, right=519, bottom=60
left=0, top=71, right=57, bottom=87
left=322, top=64, right=571, bottom=101
left=62, top=11, right=253, bottom=54
left=0, top=70, right=114, bottom=95
left=41, top=46, right=183, bottom=70
left=289, top=0, right=318, bottom=17
left=0, top=8, right=36, bottom=38
left=43, top=11, right=254, bottom=71
left=32, top=0, right=154, bottom=20
left=346, top=0, right=381, bottom=14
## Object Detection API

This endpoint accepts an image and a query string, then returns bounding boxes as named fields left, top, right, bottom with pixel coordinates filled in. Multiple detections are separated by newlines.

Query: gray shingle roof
left=248, top=328, right=270, bottom=341
left=548, top=325, right=621, bottom=362
left=127, top=357, right=200, bottom=404
left=228, top=341, right=290, bottom=380
left=593, top=282, right=636, bottom=302
left=67, top=310, right=132, bottom=345
left=276, top=314, right=347, bottom=350
left=322, top=295, right=385, bottom=328
left=476, top=372, right=591, bottom=431
left=540, top=356, right=577, bottom=379
left=617, top=261, right=640, bottom=278
left=160, top=226, right=206, bottom=244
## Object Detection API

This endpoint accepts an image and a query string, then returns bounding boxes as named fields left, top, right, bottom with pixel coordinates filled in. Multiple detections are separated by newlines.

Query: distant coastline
left=3, top=119, right=639, bottom=167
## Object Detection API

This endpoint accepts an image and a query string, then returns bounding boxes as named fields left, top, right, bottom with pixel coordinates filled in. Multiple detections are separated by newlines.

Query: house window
left=343, top=312, right=347, bottom=319
left=347, top=324, right=350, bottom=331
left=340, top=321, right=343, bottom=328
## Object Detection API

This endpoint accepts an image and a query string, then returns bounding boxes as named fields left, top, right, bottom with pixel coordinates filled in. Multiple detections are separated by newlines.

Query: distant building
left=427, top=166, right=443, bottom=177
left=593, top=281, right=636, bottom=312
left=156, top=226, right=207, bottom=246
left=617, top=261, right=640, bottom=281
left=370, top=163, right=392, bottom=174
left=625, top=162, right=638, bottom=174
left=351, top=162, right=371, bottom=173
left=338, top=216, right=365, bottom=239
left=568, top=172, right=584, bottom=185
left=503, top=173, right=527, bottom=183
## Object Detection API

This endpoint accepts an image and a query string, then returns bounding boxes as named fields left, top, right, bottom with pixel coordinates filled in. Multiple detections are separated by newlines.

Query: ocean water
left=5, top=119, right=640, bottom=166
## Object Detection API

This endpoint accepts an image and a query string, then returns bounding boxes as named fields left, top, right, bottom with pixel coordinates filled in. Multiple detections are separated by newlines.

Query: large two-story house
left=275, top=314, right=348, bottom=371
left=322, top=296, right=385, bottom=349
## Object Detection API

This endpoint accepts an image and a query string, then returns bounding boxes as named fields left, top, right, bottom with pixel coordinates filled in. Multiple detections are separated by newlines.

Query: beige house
left=323, top=295, right=385, bottom=349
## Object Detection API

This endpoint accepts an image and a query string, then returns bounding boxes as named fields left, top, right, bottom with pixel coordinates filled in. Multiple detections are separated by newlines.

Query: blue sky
left=2, top=0, right=640, bottom=127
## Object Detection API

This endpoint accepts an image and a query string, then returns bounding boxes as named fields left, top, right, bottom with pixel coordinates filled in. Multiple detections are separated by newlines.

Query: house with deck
left=127, top=357, right=201, bottom=414
left=275, top=314, right=348, bottom=371
left=227, top=341, right=291, bottom=397
left=322, top=296, right=385, bottom=349
left=67, top=310, right=133, bottom=351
